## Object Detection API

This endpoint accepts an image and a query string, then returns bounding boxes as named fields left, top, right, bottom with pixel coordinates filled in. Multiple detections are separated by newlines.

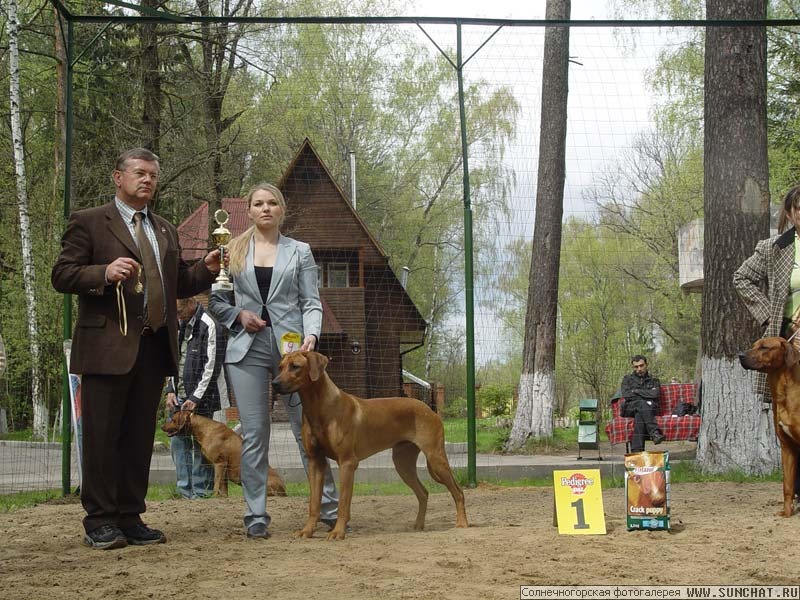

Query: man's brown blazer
left=52, top=201, right=215, bottom=375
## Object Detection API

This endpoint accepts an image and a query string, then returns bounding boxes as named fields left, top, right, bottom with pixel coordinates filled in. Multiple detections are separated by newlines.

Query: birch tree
left=698, top=0, right=777, bottom=473
left=6, top=0, right=47, bottom=439
left=507, top=0, right=570, bottom=449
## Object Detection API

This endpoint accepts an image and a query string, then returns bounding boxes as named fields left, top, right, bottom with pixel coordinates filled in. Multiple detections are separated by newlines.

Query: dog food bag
left=624, top=450, right=670, bottom=531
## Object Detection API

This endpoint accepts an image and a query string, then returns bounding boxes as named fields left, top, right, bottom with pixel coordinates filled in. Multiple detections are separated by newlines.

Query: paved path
left=0, top=424, right=694, bottom=493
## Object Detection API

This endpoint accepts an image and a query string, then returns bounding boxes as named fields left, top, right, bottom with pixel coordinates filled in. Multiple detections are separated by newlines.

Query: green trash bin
left=577, top=398, right=601, bottom=460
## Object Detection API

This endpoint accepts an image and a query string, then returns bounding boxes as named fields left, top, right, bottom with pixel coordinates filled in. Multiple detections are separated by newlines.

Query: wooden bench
left=604, top=383, right=701, bottom=452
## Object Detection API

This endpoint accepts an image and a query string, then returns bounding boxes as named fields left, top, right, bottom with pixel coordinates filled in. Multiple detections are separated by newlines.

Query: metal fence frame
left=48, top=0, right=799, bottom=492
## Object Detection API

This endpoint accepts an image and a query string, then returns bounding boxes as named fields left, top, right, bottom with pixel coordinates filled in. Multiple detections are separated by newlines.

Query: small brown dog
left=272, top=350, right=468, bottom=540
left=739, top=336, right=800, bottom=517
left=161, top=412, right=286, bottom=497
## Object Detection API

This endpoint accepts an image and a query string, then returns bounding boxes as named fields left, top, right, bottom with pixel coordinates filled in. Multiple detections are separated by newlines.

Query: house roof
left=176, top=139, right=426, bottom=337
left=178, top=198, right=248, bottom=261
left=277, top=138, right=388, bottom=259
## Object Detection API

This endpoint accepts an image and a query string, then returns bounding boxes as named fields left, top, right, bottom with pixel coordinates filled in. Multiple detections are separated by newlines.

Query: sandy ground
left=1, top=481, right=799, bottom=599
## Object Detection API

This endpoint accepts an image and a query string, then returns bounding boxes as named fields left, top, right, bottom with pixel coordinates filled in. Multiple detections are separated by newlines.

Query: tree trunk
left=8, top=0, right=47, bottom=439
left=193, top=0, right=252, bottom=210
left=699, top=0, right=778, bottom=473
left=424, top=245, right=439, bottom=381
left=53, top=6, right=67, bottom=211
left=507, top=0, right=570, bottom=449
left=140, top=0, right=162, bottom=156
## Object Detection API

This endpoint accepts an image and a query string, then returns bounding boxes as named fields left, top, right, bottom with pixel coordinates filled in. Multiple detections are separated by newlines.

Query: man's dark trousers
left=622, top=398, right=659, bottom=452
left=80, top=329, right=170, bottom=533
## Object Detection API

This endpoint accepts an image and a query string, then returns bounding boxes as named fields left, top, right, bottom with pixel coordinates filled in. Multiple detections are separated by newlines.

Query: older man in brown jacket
left=52, top=148, right=221, bottom=550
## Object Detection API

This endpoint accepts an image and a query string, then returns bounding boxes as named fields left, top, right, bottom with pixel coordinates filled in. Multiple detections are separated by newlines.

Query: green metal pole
left=60, top=17, right=74, bottom=496
left=456, top=23, right=477, bottom=487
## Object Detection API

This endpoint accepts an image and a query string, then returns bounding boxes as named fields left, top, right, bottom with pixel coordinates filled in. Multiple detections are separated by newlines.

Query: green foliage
left=0, top=0, right=520, bottom=435
left=491, top=196, right=700, bottom=418
left=476, top=383, right=515, bottom=417
left=243, top=12, right=519, bottom=388
left=441, top=396, right=467, bottom=419
left=767, top=2, right=800, bottom=197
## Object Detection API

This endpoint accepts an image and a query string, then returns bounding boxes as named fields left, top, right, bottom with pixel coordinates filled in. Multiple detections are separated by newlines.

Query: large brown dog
left=161, top=412, right=286, bottom=498
left=272, top=351, right=469, bottom=540
left=739, top=336, right=800, bottom=517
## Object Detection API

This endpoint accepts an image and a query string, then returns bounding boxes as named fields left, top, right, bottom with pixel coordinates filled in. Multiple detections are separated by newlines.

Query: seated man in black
left=620, top=355, right=665, bottom=452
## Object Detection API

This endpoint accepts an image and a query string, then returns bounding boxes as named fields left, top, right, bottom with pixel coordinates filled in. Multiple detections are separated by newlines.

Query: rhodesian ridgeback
left=272, top=350, right=469, bottom=540
left=161, top=412, right=287, bottom=498
left=739, top=336, right=800, bottom=517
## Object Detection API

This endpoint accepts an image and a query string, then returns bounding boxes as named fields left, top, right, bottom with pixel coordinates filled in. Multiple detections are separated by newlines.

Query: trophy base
left=212, top=281, right=233, bottom=292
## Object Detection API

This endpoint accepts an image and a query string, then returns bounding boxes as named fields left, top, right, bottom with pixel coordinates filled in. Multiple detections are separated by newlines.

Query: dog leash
left=116, top=281, right=128, bottom=336
left=115, top=263, right=143, bottom=336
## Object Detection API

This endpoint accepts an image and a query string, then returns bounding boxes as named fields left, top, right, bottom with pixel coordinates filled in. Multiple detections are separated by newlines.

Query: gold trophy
left=211, top=208, right=233, bottom=292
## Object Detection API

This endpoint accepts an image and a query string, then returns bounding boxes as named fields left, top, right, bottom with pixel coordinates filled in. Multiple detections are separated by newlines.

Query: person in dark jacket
left=51, top=148, right=220, bottom=549
left=620, top=355, right=665, bottom=452
left=165, top=296, right=226, bottom=498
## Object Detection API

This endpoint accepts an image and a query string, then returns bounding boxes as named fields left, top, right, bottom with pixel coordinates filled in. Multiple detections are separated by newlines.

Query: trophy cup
left=211, top=208, right=233, bottom=292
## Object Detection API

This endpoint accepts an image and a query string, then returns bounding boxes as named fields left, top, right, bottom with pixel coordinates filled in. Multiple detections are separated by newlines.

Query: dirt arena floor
left=1, top=481, right=800, bottom=599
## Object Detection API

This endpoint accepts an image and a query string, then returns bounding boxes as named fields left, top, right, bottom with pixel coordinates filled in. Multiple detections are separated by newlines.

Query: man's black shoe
left=121, top=523, right=166, bottom=545
left=246, top=523, right=270, bottom=539
left=83, top=524, right=128, bottom=550
left=651, top=432, right=666, bottom=445
left=320, top=518, right=352, bottom=533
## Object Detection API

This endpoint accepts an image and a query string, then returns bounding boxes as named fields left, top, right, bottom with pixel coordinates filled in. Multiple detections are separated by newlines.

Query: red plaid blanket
left=604, top=383, right=700, bottom=446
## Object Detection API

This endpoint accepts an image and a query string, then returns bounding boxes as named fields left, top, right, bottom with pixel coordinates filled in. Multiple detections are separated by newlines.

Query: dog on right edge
left=739, top=336, right=800, bottom=517
left=272, top=350, right=468, bottom=540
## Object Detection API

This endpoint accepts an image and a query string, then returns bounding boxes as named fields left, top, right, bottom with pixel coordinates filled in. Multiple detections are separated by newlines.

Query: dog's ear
left=786, top=340, right=800, bottom=368
left=307, top=351, right=329, bottom=382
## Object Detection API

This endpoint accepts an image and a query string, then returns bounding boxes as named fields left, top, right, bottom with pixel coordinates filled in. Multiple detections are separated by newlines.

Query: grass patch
left=0, top=429, right=67, bottom=443
left=443, top=418, right=510, bottom=453
left=442, top=419, right=610, bottom=455
left=0, top=465, right=785, bottom=513
left=0, top=429, right=35, bottom=442
left=472, top=462, right=784, bottom=491
left=521, top=426, right=584, bottom=454
left=0, top=489, right=65, bottom=512
left=668, top=461, right=782, bottom=484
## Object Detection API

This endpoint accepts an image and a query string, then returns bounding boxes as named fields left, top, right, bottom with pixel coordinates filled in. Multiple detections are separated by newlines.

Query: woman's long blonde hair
left=227, top=183, right=287, bottom=276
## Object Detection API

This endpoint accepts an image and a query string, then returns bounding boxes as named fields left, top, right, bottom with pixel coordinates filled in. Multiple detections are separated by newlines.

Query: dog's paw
left=294, top=528, right=315, bottom=538
left=326, top=529, right=347, bottom=541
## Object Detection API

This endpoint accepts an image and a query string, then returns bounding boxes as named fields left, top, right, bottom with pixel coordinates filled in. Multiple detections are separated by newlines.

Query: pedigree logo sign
left=552, top=469, right=606, bottom=535
left=559, top=473, right=594, bottom=496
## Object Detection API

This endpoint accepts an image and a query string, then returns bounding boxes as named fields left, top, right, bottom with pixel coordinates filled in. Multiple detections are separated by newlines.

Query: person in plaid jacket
left=734, top=184, right=800, bottom=404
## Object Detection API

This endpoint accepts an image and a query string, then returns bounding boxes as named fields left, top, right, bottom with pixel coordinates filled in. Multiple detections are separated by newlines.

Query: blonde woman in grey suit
left=209, top=183, right=339, bottom=539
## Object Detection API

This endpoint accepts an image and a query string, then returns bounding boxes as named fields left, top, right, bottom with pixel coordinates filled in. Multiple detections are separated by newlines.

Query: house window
left=326, top=263, right=349, bottom=288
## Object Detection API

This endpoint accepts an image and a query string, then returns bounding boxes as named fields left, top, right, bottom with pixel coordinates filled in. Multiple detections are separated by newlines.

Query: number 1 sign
left=552, top=469, right=606, bottom=535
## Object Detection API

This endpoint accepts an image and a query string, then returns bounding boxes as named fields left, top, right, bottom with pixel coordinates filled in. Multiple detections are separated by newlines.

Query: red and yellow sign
left=552, top=469, right=606, bottom=535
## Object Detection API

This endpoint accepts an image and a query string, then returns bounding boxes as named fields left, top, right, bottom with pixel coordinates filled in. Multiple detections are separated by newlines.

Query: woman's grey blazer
left=209, top=234, right=322, bottom=364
